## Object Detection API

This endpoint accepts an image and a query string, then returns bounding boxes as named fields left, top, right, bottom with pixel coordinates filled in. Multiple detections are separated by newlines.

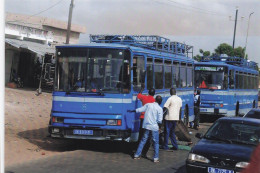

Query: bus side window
left=155, top=58, right=163, bottom=89
left=223, top=67, right=228, bottom=89
left=164, top=60, right=172, bottom=89
left=173, top=62, right=179, bottom=88
left=180, top=63, right=187, bottom=88
left=133, top=56, right=145, bottom=91
left=187, top=64, right=193, bottom=87
left=147, top=57, right=153, bottom=89
left=235, top=72, right=239, bottom=89
left=229, top=70, right=234, bottom=89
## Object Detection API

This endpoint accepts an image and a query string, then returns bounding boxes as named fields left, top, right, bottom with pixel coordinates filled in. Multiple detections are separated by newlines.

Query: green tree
left=193, top=54, right=202, bottom=61
left=233, top=46, right=245, bottom=58
left=193, top=49, right=211, bottom=61
left=215, top=43, right=234, bottom=56
left=203, top=51, right=211, bottom=57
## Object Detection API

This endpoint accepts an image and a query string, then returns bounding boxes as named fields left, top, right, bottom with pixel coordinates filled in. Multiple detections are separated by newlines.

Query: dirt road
left=5, top=88, right=76, bottom=167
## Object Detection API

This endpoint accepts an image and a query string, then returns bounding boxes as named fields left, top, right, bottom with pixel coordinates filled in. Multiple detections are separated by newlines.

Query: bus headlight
left=52, top=116, right=64, bottom=123
left=188, top=153, right=210, bottom=163
left=107, top=120, right=122, bottom=126
left=215, top=104, right=223, bottom=108
left=236, top=162, right=249, bottom=168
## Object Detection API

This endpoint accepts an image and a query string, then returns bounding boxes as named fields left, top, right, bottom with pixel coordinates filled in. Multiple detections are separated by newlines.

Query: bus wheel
left=253, top=101, right=256, bottom=108
left=235, top=103, right=239, bottom=117
left=183, top=106, right=189, bottom=127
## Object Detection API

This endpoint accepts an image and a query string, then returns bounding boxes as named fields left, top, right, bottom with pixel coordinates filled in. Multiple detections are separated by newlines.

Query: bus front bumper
left=48, top=125, right=131, bottom=141
left=200, top=108, right=227, bottom=115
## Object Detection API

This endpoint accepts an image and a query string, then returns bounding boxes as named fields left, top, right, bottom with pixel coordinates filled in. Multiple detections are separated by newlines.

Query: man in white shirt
left=128, top=95, right=163, bottom=163
left=161, top=88, right=182, bottom=150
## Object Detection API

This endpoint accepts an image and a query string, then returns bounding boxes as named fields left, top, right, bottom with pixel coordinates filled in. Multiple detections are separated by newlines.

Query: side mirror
left=195, top=133, right=203, bottom=139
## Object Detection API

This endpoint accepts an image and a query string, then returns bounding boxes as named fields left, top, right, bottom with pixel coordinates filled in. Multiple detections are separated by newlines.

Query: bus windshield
left=195, top=66, right=227, bottom=90
left=54, top=48, right=130, bottom=93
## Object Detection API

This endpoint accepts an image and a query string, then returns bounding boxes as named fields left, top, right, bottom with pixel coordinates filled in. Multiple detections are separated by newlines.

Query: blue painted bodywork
left=49, top=42, right=195, bottom=142
left=195, top=61, right=258, bottom=117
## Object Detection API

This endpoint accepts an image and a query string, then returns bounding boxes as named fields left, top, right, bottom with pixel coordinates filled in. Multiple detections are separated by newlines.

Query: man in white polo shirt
left=161, top=88, right=182, bottom=150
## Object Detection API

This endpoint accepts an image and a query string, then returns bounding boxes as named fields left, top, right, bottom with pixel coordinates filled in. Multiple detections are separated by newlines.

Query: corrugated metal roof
left=5, top=38, right=55, bottom=56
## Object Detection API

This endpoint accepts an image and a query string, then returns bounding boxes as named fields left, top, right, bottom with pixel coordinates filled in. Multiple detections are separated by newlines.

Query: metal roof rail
left=89, top=35, right=193, bottom=57
left=201, top=56, right=257, bottom=69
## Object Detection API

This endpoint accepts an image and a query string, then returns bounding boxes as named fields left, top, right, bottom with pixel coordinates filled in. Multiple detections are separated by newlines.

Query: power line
left=6, top=0, right=65, bottom=23
left=152, top=0, right=230, bottom=17
left=166, top=0, right=228, bottom=16
left=30, top=0, right=65, bottom=17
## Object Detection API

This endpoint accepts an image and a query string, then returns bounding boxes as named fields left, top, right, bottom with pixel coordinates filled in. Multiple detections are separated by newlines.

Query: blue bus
left=48, top=35, right=195, bottom=142
left=195, top=55, right=259, bottom=117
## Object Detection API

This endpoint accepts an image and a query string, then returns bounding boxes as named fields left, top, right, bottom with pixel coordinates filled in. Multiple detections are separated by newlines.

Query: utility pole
left=244, top=12, right=254, bottom=59
left=232, top=7, right=238, bottom=49
left=66, top=0, right=74, bottom=44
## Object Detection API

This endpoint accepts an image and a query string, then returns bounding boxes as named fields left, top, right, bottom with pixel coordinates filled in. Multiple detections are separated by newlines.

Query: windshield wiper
left=205, top=135, right=232, bottom=144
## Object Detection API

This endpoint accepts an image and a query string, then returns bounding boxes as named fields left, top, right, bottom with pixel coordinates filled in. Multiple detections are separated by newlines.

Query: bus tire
left=253, top=101, right=256, bottom=108
left=175, top=121, right=191, bottom=142
left=183, top=106, right=189, bottom=127
left=235, top=103, right=239, bottom=117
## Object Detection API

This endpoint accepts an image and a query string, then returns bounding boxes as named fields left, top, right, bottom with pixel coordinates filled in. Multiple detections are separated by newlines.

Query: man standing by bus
left=136, top=85, right=155, bottom=157
left=128, top=95, right=163, bottom=163
left=194, top=90, right=201, bottom=130
left=161, top=88, right=182, bottom=151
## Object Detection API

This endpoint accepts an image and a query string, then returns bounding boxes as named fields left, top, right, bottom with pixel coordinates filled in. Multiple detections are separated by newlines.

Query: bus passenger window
left=223, top=67, right=228, bottom=90
left=173, top=62, right=179, bottom=88
left=133, top=56, right=145, bottom=91
left=155, top=59, right=163, bottom=89
left=147, top=58, right=153, bottom=89
left=180, top=63, right=187, bottom=88
left=229, top=70, right=234, bottom=89
left=165, top=60, right=172, bottom=89
left=187, top=64, right=193, bottom=87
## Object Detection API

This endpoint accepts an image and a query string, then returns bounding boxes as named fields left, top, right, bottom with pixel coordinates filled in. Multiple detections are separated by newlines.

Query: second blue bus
left=195, top=55, right=259, bottom=117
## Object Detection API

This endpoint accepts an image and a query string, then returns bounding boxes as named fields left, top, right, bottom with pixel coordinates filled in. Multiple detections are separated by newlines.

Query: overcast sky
left=5, top=0, right=260, bottom=64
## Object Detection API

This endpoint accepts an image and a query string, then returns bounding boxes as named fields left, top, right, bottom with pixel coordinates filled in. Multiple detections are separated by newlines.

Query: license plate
left=208, top=167, right=234, bottom=173
left=73, top=129, right=93, bottom=135
left=200, top=108, right=207, bottom=112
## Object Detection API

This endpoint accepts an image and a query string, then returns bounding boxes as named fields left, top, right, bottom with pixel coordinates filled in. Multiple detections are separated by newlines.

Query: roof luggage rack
left=90, top=35, right=193, bottom=58
left=201, top=55, right=258, bottom=69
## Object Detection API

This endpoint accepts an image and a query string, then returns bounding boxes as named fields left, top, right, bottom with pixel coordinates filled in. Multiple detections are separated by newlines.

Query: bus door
left=131, top=54, right=145, bottom=131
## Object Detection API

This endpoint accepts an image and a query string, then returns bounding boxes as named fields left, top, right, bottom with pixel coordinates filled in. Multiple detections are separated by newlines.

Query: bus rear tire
left=253, top=101, right=256, bottom=108
left=183, top=106, right=189, bottom=127
left=235, top=103, right=239, bottom=117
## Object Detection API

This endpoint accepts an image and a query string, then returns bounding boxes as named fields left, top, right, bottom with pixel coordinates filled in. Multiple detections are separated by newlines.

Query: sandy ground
left=4, top=88, right=76, bottom=167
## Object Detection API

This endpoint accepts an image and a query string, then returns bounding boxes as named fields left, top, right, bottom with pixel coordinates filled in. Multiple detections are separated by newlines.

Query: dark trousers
left=194, top=106, right=200, bottom=128
left=137, top=118, right=151, bottom=156
left=162, top=120, right=178, bottom=150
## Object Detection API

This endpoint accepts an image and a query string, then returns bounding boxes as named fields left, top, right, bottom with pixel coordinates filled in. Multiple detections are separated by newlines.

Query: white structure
left=5, top=12, right=86, bottom=88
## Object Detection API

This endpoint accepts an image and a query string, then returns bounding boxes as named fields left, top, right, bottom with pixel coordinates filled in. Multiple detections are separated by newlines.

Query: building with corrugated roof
left=5, top=12, right=86, bottom=89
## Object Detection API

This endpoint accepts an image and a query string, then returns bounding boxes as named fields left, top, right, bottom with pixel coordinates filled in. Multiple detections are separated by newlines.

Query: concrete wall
left=43, top=26, right=80, bottom=44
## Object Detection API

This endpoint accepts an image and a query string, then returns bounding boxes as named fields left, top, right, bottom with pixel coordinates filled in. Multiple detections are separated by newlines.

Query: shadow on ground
left=17, top=127, right=135, bottom=155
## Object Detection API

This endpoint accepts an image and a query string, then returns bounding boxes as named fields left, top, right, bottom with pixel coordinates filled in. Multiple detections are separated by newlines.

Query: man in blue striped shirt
left=128, top=95, right=163, bottom=163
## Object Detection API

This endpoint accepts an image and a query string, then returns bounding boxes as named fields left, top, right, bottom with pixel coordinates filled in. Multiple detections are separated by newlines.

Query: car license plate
left=73, top=129, right=93, bottom=135
left=208, top=167, right=234, bottom=173
left=200, top=108, right=207, bottom=112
